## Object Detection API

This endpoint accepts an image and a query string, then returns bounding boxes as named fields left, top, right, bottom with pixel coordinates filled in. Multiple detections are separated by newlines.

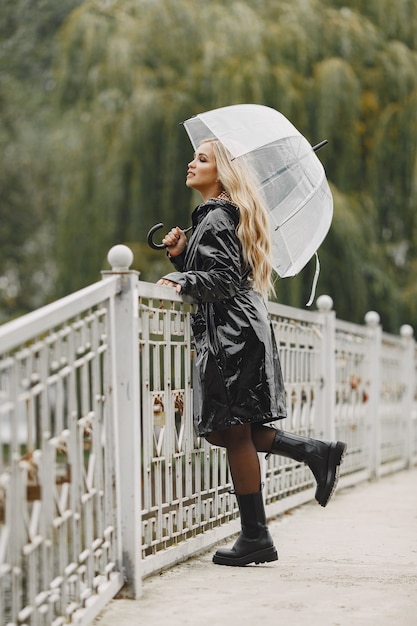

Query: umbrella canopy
left=183, top=104, right=333, bottom=279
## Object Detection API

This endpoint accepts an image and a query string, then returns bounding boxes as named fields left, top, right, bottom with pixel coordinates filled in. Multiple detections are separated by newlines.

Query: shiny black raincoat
left=163, top=198, right=287, bottom=437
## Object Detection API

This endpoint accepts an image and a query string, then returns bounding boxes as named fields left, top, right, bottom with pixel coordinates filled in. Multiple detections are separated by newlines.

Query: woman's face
left=186, top=141, right=222, bottom=200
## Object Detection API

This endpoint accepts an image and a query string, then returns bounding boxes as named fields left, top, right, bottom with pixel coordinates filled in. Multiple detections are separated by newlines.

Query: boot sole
left=317, top=441, right=347, bottom=507
left=212, top=545, right=278, bottom=567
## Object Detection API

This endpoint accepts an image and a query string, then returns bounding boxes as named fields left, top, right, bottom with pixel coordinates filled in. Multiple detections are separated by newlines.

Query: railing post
left=316, top=295, right=336, bottom=440
left=400, top=324, right=414, bottom=469
left=102, top=245, right=142, bottom=599
left=365, top=311, right=382, bottom=479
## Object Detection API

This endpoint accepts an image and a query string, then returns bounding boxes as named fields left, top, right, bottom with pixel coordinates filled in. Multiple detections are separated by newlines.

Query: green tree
left=1, top=0, right=417, bottom=333
left=0, top=0, right=83, bottom=319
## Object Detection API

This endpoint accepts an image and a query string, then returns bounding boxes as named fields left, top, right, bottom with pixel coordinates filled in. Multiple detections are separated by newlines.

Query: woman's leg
left=250, top=423, right=276, bottom=452
left=206, top=424, right=275, bottom=452
left=206, top=425, right=261, bottom=493
left=220, top=424, right=261, bottom=494
left=205, top=431, right=225, bottom=447
left=251, top=423, right=347, bottom=507
left=207, top=423, right=346, bottom=505
left=206, top=424, right=277, bottom=566
left=207, top=423, right=282, bottom=454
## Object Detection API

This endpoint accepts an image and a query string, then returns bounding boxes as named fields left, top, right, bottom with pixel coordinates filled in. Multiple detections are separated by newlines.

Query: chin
left=186, top=179, right=197, bottom=190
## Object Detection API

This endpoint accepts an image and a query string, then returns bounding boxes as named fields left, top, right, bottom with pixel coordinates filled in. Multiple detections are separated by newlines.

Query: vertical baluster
left=10, top=455, right=26, bottom=619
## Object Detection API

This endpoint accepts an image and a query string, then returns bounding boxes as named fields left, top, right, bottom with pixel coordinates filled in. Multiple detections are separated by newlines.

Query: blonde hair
left=208, top=139, right=275, bottom=297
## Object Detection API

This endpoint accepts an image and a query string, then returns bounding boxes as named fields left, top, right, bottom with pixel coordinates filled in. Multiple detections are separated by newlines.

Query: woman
left=157, top=138, right=346, bottom=567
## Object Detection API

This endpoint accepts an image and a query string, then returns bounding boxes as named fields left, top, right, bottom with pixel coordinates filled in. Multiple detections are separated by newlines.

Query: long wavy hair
left=208, top=138, right=275, bottom=297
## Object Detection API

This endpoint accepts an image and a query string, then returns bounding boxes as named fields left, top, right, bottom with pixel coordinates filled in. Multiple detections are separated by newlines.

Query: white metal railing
left=0, top=245, right=416, bottom=625
left=0, top=271, right=127, bottom=625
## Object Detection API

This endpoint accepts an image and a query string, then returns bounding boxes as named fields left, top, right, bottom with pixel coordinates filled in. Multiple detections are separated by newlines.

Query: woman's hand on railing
left=156, top=278, right=182, bottom=293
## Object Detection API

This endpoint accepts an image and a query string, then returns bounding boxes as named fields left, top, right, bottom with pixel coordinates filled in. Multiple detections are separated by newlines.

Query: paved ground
left=94, top=469, right=417, bottom=626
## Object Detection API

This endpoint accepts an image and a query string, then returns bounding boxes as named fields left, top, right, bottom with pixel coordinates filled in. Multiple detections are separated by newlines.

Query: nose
left=188, top=156, right=196, bottom=168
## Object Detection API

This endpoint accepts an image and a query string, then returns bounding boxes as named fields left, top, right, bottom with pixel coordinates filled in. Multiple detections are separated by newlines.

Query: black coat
left=164, top=198, right=287, bottom=436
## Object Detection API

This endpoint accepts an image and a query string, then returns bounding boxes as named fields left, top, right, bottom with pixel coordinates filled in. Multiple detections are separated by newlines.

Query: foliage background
left=1, top=0, right=416, bottom=332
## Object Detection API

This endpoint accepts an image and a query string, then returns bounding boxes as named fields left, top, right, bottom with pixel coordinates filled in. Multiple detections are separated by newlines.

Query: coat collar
left=192, top=197, right=239, bottom=226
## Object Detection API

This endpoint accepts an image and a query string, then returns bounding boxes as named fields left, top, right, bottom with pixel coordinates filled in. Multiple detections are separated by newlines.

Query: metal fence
left=0, top=245, right=416, bottom=625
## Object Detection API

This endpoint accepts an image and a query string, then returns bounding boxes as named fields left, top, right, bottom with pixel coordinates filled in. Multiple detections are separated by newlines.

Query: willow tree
left=332, top=0, right=417, bottom=50
left=39, top=0, right=417, bottom=331
left=51, top=0, right=273, bottom=294
left=0, top=0, right=83, bottom=320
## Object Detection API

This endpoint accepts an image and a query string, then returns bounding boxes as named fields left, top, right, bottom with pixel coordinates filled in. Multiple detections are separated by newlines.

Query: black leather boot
left=212, top=490, right=278, bottom=566
left=266, top=430, right=347, bottom=507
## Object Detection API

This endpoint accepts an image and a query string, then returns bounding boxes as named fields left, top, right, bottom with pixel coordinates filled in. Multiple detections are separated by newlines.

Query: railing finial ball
left=107, top=245, right=134, bottom=271
left=365, top=310, right=380, bottom=327
left=400, top=324, right=413, bottom=338
left=316, top=295, right=333, bottom=312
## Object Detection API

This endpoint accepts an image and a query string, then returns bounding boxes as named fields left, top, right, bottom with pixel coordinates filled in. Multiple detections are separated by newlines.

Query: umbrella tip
left=312, top=140, right=328, bottom=152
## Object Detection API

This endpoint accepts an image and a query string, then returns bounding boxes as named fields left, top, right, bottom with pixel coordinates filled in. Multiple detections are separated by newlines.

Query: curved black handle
left=147, top=223, right=193, bottom=251
left=147, top=222, right=166, bottom=250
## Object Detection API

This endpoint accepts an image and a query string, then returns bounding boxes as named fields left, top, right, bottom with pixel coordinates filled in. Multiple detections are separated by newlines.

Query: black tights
left=205, top=424, right=277, bottom=495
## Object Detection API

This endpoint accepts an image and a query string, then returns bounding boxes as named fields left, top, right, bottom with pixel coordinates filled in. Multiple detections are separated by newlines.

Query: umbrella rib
left=272, top=169, right=326, bottom=231
left=259, top=150, right=314, bottom=187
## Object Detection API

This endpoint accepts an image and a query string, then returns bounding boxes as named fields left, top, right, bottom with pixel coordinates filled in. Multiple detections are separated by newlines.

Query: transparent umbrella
left=183, top=104, right=333, bottom=283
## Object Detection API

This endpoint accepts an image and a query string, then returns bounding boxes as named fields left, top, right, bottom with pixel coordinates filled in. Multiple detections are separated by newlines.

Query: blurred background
left=1, top=0, right=416, bottom=332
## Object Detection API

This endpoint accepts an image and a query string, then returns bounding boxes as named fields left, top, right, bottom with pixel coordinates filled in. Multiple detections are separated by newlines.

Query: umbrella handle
left=147, top=222, right=166, bottom=250
left=147, top=222, right=192, bottom=250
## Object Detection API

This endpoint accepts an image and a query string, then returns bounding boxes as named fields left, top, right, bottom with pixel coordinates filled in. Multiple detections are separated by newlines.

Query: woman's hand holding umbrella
left=156, top=226, right=186, bottom=293
left=160, top=226, right=187, bottom=257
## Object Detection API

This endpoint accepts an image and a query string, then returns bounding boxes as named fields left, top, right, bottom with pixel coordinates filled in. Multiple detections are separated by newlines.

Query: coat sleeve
left=162, top=208, right=244, bottom=302
left=167, top=249, right=186, bottom=271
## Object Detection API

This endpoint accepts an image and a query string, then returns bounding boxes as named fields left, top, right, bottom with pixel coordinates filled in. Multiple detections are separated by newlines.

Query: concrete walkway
left=93, top=469, right=417, bottom=626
